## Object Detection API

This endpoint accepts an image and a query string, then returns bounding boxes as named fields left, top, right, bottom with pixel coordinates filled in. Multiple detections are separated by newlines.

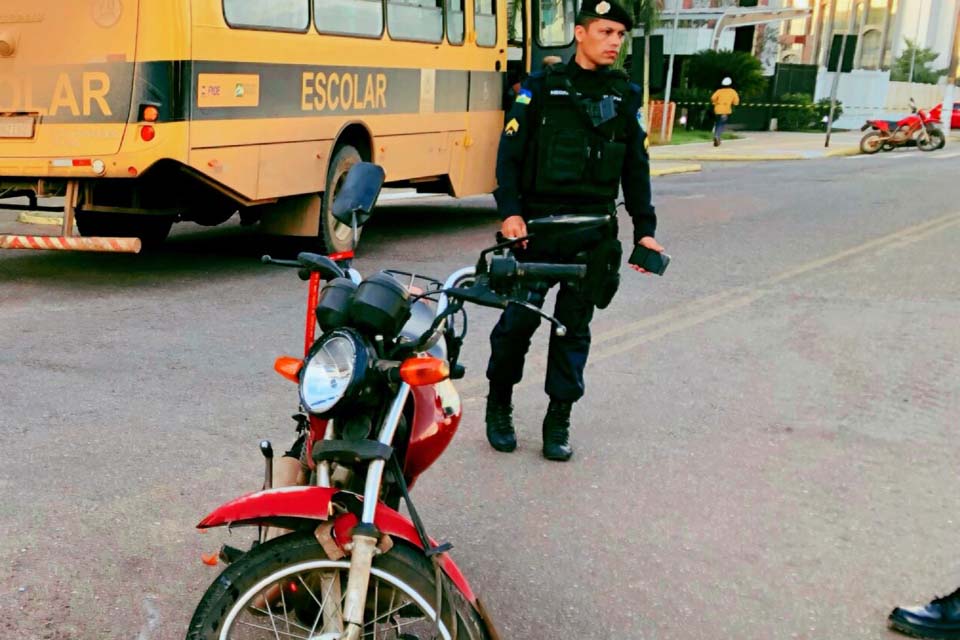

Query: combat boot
left=485, top=387, right=516, bottom=452
left=542, top=399, right=573, bottom=461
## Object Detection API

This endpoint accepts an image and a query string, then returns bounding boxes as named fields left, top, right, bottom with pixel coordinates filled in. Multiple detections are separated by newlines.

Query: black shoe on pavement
left=889, top=587, right=960, bottom=639
left=485, top=391, right=516, bottom=452
left=542, top=399, right=573, bottom=461
left=713, top=137, right=721, bottom=147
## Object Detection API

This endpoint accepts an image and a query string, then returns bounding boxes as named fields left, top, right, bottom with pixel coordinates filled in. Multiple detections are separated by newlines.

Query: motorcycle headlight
left=299, top=329, right=370, bottom=415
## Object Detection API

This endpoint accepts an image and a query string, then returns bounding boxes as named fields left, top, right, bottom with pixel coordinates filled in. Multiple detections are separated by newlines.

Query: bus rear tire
left=75, top=211, right=174, bottom=249
left=320, top=144, right=363, bottom=254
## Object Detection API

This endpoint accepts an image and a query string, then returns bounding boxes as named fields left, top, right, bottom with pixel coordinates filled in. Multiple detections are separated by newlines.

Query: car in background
left=930, top=102, right=960, bottom=129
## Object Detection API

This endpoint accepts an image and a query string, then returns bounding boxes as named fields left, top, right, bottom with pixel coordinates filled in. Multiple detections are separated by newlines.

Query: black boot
left=542, top=399, right=573, bottom=461
left=889, top=587, right=960, bottom=639
left=485, top=387, right=516, bottom=452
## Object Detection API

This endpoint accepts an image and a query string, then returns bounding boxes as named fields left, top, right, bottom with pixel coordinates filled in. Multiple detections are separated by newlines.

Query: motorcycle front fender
left=197, top=486, right=478, bottom=604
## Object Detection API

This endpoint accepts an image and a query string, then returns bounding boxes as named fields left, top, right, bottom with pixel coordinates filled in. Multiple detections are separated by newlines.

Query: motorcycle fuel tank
left=404, top=380, right=462, bottom=487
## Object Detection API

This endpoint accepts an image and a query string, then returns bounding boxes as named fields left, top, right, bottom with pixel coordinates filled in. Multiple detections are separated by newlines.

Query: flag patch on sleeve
left=516, top=89, right=532, bottom=105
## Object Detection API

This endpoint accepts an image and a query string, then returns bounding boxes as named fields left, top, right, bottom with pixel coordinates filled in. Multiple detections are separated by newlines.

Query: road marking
left=458, top=211, right=960, bottom=397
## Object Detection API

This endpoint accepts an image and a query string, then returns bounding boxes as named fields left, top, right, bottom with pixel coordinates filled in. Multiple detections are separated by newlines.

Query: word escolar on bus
left=301, top=71, right=388, bottom=113
left=0, top=72, right=112, bottom=117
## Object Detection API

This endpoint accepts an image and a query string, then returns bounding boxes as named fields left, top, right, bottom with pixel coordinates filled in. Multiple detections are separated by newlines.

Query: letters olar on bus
left=0, top=71, right=111, bottom=117
left=301, top=71, right=387, bottom=113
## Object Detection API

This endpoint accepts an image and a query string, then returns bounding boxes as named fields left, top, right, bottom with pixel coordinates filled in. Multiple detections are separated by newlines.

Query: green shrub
left=815, top=98, right=843, bottom=128
left=774, top=93, right=816, bottom=131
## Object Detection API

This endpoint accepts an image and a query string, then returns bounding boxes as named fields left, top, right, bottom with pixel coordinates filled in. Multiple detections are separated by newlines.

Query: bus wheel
left=320, top=144, right=363, bottom=254
left=75, top=211, right=174, bottom=249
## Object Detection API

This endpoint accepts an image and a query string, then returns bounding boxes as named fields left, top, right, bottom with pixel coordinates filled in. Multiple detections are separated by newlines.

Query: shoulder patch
left=504, top=118, right=520, bottom=136
left=515, top=89, right=532, bottom=105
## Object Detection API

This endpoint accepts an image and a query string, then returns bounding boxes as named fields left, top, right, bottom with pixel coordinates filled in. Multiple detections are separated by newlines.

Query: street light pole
left=659, top=3, right=681, bottom=142
left=942, top=7, right=960, bottom=136
left=824, top=4, right=857, bottom=147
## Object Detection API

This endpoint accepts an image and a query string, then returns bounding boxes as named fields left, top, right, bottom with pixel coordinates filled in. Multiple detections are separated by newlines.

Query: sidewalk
left=651, top=130, right=864, bottom=162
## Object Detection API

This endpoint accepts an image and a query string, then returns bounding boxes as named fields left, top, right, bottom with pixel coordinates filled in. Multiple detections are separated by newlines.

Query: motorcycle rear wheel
left=859, top=132, right=883, bottom=154
left=186, top=532, right=490, bottom=640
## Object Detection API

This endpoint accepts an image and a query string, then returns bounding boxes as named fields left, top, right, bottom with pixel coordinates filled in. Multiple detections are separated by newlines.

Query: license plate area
left=0, top=115, right=38, bottom=139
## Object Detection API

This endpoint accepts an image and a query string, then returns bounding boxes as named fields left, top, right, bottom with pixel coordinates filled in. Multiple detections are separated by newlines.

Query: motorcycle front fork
left=337, top=383, right=412, bottom=639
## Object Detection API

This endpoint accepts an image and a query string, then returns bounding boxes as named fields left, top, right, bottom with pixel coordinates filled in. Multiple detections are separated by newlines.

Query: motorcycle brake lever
left=509, top=300, right=568, bottom=337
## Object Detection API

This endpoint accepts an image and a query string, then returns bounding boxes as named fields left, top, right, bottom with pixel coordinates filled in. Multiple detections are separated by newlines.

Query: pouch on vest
left=584, top=235, right=622, bottom=309
left=543, top=129, right=589, bottom=185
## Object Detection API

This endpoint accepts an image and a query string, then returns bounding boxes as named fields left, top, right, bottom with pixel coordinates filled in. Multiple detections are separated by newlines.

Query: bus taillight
left=142, top=106, right=160, bottom=122
left=140, top=126, right=156, bottom=142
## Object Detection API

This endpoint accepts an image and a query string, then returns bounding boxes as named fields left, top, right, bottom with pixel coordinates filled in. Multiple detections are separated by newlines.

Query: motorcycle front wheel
left=186, top=532, right=490, bottom=640
left=918, top=129, right=945, bottom=152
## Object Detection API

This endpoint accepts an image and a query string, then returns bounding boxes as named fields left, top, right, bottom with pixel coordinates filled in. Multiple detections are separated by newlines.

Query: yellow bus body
left=0, top=0, right=507, bottom=249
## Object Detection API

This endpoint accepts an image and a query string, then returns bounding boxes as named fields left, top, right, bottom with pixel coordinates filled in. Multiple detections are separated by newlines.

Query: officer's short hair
left=575, top=14, right=599, bottom=28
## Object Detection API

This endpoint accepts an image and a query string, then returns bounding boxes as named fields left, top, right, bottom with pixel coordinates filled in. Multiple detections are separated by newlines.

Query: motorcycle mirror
left=297, top=252, right=345, bottom=280
left=331, top=162, right=385, bottom=228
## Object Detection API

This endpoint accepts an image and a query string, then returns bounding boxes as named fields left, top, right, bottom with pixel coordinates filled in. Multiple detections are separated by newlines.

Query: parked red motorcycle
left=860, top=98, right=945, bottom=154
left=186, top=163, right=592, bottom=640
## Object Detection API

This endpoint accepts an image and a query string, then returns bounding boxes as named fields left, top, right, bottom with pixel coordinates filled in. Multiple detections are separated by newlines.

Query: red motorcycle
left=186, top=163, right=591, bottom=640
left=860, top=98, right=945, bottom=154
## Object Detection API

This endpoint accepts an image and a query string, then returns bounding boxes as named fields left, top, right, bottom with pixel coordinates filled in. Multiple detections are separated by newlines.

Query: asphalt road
left=2, top=150, right=959, bottom=640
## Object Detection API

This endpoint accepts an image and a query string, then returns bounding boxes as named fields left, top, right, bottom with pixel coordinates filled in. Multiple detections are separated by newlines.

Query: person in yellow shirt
left=710, top=77, right=740, bottom=147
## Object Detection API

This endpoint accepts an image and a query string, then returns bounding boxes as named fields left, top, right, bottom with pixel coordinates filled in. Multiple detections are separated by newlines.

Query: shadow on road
left=0, top=197, right=499, bottom=287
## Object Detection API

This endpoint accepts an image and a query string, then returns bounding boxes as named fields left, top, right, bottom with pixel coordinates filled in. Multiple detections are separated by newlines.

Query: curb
left=17, top=212, right=64, bottom=226
left=824, top=147, right=861, bottom=157
left=651, top=153, right=806, bottom=162
left=651, top=163, right=702, bottom=177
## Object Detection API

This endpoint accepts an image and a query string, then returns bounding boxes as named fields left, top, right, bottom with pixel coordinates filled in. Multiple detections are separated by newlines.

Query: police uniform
left=484, top=0, right=657, bottom=460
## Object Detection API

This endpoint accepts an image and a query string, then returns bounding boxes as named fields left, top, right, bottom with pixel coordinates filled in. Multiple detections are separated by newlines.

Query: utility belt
left=516, top=213, right=622, bottom=309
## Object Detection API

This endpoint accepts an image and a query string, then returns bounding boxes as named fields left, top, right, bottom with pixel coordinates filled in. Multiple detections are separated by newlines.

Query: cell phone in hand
left=629, top=244, right=671, bottom=275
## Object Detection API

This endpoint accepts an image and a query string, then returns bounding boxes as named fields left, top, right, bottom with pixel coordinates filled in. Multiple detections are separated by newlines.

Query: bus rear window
left=475, top=0, right=497, bottom=46
left=447, top=0, right=465, bottom=45
left=316, top=0, right=384, bottom=37
left=224, top=0, right=310, bottom=31
left=388, top=0, right=443, bottom=43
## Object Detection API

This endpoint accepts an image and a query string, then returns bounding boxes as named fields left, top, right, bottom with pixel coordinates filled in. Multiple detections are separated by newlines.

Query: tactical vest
left=522, top=65, right=634, bottom=206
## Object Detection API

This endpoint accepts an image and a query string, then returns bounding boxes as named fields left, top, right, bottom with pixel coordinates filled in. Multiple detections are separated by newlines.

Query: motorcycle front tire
left=919, top=129, right=945, bottom=152
left=186, top=531, right=490, bottom=640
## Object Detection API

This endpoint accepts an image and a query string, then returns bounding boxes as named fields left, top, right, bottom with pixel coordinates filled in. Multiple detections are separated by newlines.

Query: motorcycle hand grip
left=515, top=262, right=588, bottom=280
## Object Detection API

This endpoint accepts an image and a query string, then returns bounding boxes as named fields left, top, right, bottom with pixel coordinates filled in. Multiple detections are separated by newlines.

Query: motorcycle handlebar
left=515, top=262, right=587, bottom=281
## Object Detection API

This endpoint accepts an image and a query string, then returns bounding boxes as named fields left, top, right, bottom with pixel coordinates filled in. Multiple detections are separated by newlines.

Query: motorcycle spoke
left=234, top=619, right=311, bottom=639
left=245, top=606, right=315, bottom=635
left=306, top=570, right=344, bottom=637
left=263, top=591, right=284, bottom=640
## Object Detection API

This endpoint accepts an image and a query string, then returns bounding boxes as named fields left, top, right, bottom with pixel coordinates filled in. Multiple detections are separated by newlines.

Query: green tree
left=686, top=49, right=767, bottom=99
left=890, top=38, right=947, bottom=84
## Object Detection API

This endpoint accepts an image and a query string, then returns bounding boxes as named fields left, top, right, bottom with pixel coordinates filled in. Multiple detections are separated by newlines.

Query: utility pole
left=824, top=5, right=857, bottom=147
left=908, top=0, right=925, bottom=83
left=643, top=26, right=651, bottom=129
left=943, top=6, right=960, bottom=136
left=659, top=3, right=681, bottom=141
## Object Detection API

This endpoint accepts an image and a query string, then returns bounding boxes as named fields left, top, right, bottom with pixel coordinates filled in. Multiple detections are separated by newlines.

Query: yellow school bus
left=0, top=0, right=579, bottom=252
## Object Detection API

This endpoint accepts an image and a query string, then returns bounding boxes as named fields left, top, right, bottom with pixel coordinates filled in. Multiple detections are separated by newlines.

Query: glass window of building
left=538, top=0, right=577, bottom=47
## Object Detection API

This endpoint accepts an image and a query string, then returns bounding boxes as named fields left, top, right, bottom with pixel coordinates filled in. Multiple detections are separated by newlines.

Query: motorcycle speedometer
left=299, top=329, right=369, bottom=415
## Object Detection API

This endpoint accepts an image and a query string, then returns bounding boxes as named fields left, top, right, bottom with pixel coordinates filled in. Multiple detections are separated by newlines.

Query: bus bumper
left=0, top=179, right=142, bottom=253
left=0, top=234, right=141, bottom=253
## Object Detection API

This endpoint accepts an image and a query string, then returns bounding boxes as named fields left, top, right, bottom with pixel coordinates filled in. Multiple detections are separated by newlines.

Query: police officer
left=485, top=0, right=664, bottom=461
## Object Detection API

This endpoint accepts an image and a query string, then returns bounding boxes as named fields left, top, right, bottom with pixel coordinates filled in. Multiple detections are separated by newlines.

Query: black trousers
left=485, top=280, right=595, bottom=403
